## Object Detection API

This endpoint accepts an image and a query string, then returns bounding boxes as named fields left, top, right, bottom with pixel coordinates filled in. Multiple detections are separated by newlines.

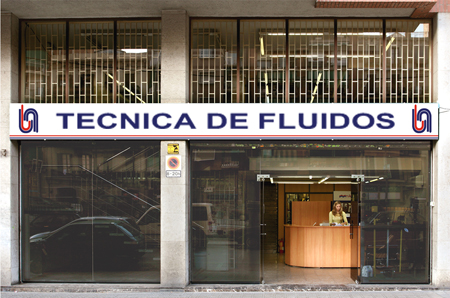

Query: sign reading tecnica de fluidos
left=10, top=103, right=438, bottom=140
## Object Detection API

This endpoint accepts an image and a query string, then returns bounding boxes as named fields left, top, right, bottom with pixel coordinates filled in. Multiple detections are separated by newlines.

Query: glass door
left=257, top=174, right=271, bottom=284
left=350, top=174, right=363, bottom=283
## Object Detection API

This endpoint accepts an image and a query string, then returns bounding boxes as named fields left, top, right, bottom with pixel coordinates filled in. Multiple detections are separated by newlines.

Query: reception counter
left=285, top=225, right=360, bottom=268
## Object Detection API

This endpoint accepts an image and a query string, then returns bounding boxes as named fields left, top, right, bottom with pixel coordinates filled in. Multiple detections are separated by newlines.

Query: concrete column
left=160, top=10, right=190, bottom=288
left=432, top=12, right=450, bottom=286
left=161, top=10, right=189, bottom=104
left=160, top=141, right=189, bottom=287
left=0, top=13, right=20, bottom=286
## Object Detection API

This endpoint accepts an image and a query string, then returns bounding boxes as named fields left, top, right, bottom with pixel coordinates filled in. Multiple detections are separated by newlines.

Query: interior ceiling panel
left=1, top=0, right=415, bottom=19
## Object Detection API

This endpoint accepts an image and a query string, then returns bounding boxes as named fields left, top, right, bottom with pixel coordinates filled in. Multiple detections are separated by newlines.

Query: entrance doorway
left=259, top=176, right=362, bottom=285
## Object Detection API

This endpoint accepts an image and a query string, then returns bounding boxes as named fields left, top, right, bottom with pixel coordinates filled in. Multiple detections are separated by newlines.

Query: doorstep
left=1, top=283, right=448, bottom=293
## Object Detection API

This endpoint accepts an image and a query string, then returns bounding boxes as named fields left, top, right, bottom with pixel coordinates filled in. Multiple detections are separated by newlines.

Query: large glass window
left=289, top=20, right=334, bottom=103
left=386, top=20, right=430, bottom=103
left=69, top=22, right=114, bottom=103
left=337, top=20, right=383, bottom=103
left=191, top=20, right=237, bottom=103
left=21, top=20, right=161, bottom=104
left=190, top=19, right=431, bottom=103
left=21, top=141, right=161, bottom=282
left=240, top=20, right=286, bottom=103
left=22, top=22, right=66, bottom=103
left=117, top=21, right=161, bottom=103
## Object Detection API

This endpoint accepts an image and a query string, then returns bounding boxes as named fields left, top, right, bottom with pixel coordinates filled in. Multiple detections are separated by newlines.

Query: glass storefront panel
left=190, top=141, right=430, bottom=284
left=190, top=144, right=261, bottom=283
left=21, top=141, right=160, bottom=282
left=359, top=143, right=430, bottom=283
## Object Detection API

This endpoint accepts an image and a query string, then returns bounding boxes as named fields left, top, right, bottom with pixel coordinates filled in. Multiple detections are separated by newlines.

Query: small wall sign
left=168, top=143, right=179, bottom=154
left=166, top=155, right=181, bottom=178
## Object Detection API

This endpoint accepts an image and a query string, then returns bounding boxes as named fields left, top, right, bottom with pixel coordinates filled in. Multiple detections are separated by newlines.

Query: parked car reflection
left=29, top=213, right=80, bottom=235
left=30, top=217, right=145, bottom=274
left=136, top=203, right=217, bottom=249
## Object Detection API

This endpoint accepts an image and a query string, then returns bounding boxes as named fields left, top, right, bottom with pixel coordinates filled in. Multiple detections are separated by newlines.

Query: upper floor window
left=190, top=19, right=431, bottom=103
left=21, top=20, right=161, bottom=103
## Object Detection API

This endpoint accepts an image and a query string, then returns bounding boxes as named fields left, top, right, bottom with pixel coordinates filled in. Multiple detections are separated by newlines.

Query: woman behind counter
left=329, top=201, right=348, bottom=225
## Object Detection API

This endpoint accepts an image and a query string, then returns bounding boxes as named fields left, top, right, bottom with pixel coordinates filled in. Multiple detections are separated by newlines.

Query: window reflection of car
left=136, top=203, right=217, bottom=247
left=29, top=217, right=145, bottom=274
left=29, top=213, right=80, bottom=235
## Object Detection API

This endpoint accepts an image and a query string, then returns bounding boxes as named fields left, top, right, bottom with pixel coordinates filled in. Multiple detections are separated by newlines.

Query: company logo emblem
left=412, top=104, right=431, bottom=133
left=19, top=105, right=39, bottom=133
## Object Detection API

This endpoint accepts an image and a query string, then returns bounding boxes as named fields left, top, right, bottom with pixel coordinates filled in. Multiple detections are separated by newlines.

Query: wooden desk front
left=285, top=225, right=360, bottom=268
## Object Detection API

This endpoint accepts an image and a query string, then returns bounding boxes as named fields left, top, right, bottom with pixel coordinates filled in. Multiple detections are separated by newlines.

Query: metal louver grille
left=117, top=21, right=161, bottom=103
left=337, top=20, right=383, bottom=103
left=240, top=20, right=286, bottom=103
left=191, top=20, right=237, bottom=103
left=289, top=20, right=334, bottom=103
left=68, top=22, right=114, bottom=103
left=386, top=21, right=430, bottom=103
left=23, top=23, right=66, bottom=103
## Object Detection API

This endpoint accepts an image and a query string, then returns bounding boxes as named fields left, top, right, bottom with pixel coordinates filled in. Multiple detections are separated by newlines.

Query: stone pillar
left=160, top=10, right=190, bottom=288
left=432, top=12, right=450, bottom=286
left=160, top=141, right=189, bottom=288
left=0, top=13, right=20, bottom=286
left=161, top=10, right=189, bottom=104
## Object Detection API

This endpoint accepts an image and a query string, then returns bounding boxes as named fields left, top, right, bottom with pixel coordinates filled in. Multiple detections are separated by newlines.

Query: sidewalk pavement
left=2, top=290, right=450, bottom=298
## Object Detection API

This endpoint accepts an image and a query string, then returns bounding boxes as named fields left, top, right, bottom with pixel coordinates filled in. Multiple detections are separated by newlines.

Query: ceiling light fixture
left=386, top=37, right=395, bottom=51
left=121, top=49, right=148, bottom=54
left=324, top=181, right=359, bottom=184
left=259, top=37, right=265, bottom=56
left=318, top=177, right=329, bottom=184
left=275, top=181, right=315, bottom=184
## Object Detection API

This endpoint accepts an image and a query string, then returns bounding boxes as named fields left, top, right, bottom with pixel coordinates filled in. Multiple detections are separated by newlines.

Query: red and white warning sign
left=166, top=156, right=181, bottom=177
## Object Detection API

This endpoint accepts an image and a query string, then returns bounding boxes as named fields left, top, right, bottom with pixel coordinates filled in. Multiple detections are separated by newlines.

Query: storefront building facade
left=2, top=0, right=450, bottom=288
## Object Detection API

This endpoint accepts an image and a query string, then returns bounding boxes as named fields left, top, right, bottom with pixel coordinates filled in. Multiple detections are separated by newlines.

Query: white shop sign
left=10, top=103, right=439, bottom=140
